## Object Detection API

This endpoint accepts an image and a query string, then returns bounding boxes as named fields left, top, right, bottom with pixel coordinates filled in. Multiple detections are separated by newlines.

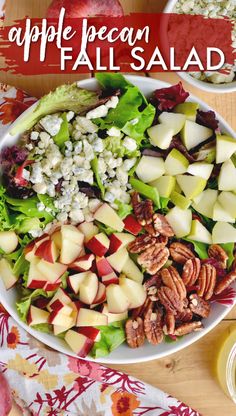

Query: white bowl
left=163, top=0, right=236, bottom=93
left=0, top=75, right=236, bottom=364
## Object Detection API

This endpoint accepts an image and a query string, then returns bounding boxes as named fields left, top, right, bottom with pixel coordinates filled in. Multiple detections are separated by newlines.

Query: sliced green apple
left=187, top=162, right=214, bottom=180
left=170, top=191, right=191, bottom=210
left=158, top=112, right=186, bottom=135
left=218, top=191, right=236, bottom=217
left=180, top=120, right=213, bottom=150
left=165, top=206, right=192, bottom=238
left=213, top=201, right=235, bottom=223
left=135, top=155, right=165, bottom=183
left=176, top=175, right=207, bottom=199
left=165, top=149, right=189, bottom=175
left=188, top=220, right=212, bottom=244
left=192, top=189, right=218, bottom=219
left=212, top=222, right=236, bottom=244
left=147, top=124, right=174, bottom=150
left=149, top=175, right=176, bottom=198
left=218, top=159, right=236, bottom=192
left=174, top=102, right=199, bottom=121
left=216, top=134, right=236, bottom=164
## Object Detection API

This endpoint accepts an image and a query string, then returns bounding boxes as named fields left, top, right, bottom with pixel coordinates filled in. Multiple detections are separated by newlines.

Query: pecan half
left=144, top=309, right=164, bottom=344
left=146, top=286, right=159, bottom=301
left=128, top=234, right=156, bottom=254
left=189, top=294, right=210, bottom=318
left=125, top=318, right=145, bottom=348
left=153, top=214, right=174, bottom=237
left=182, top=258, right=201, bottom=286
left=161, top=266, right=187, bottom=300
left=214, top=271, right=236, bottom=295
left=138, top=244, right=169, bottom=275
left=131, top=192, right=153, bottom=226
left=144, top=273, right=162, bottom=290
left=132, top=298, right=154, bottom=320
left=197, top=264, right=216, bottom=300
left=174, top=321, right=203, bottom=336
left=169, top=242, right=195, bottom=264
left=175, top=308, right=193, bottom=323
left=143, top=223, right=159, bottom=236
left=208, top=244, right=228, bottom=269
left=163, top=311, right=175, bottom=335
left=157, top=286, right=184, bottom=314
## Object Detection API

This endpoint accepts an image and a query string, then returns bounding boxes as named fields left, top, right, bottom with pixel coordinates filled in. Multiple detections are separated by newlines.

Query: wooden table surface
left=2, top=1, right=236, bottom=415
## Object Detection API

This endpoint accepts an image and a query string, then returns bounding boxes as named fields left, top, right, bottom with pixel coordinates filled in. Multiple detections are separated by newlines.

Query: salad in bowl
left=0, top=73, right=236, bottom=362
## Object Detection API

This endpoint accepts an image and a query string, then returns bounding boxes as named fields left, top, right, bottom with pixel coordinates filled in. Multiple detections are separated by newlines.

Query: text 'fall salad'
left=0, top=73, right=236, bottom=358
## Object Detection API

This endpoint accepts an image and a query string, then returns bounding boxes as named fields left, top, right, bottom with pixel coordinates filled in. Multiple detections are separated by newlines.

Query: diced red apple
left=50, top=299, right=73, bottom=316
left=24, top=245, right=37, bottom=262
left=101, top=304, right=128, bottom=324
left=78, top=222, right=99, bottom=243
left=27, top=305, right=49, bottom=326
left=27, top=261, right=48, bottom=289
left=73, top=300, right=85, bottom=311
left=47, top=288, right=71, bottom=312
left=0, top=231, right=18, bottom=254
left=67, top=271, right=89, bottom=294
left=86, top=233, right=110, bottom=257
left=101, top=272, right=119, bottom=286
left=51, top=230, right=62, bottom=249
left=49, top=310, right=75, bottom=327
left=69, top=254, right=95, bottom=272
left=122, top=257, right=144, bottom=284
left=92, top=282, right=106, bottom=305
left=61, top=225, right=84, bottom=246
left=60, top=238, right=83, bottom=265
left=106, top=248, right=129, bottom=273
left=106, top=284, right=130, bottom=313
left=0, top=258, right=18, bottom=290
left=109, top=232, right=135, bottom=254
left=79, top=272, right=98, bottom=305
left=35, top=239, right=59, bottom=264
left=96, top=257, right=114, bottom=277
left=64, top=330, right=94, bottom=358
left=37, top=259, right=67, bottom=282
left=93, top=203, right=124, bottom=232
left=77, top=326, right=101, bottom=342
left=119, top=277, right=146, bottom=309
left=76, top=308, right=108, bottom=327
left=123, top=215, right=142, bottom=235
left=43, top=279, right=61, bottom=292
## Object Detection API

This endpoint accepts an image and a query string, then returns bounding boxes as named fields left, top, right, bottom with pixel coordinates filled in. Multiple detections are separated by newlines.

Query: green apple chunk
left=174, top=102, right=199, bottom=121
left=149, top=175, right=176, bottom=198
left=147, top=124, right=174, bottom=150
left=188, top=220, right=212, bottom=244
left=216, top=134, right=236, bottom=164
left=218, top=191, right=236, bottom=217
left=170, top=191, right=191, bottom=210
left=187, top=162, right=214, bottom=180
left=212, top=222, right=236, bottom=244
left=135, top=156, right=165, bottom=183
left=166, top=206, right=192, bottom=238
left=180, top=120, right=213, bottom=150
left=192, top=189, right=218, bottom=219
left=176, top=175, right=207, bottom=199
left=213, top=201, right=235, bottom=223
left=158, top=112, right=186, bottom=135
left=218, top=159, right=236, bottom=192
left=165, top=149, right=189, bottom=175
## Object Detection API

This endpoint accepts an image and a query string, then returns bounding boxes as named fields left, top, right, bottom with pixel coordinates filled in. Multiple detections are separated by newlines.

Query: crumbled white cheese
left=30, top=131, right=39, bottom=141
left=123, top=137, right=137, bottom=152
left=22, top=169, right=30, bottom=181
left=69, top=209, right=84, bottom=224
left=105, top=96, right=119, bottom=109
left=40, top=115, right=63, bottom=136
left=107, top=126, right=122, bottom=137
left=86, top=105, right=108, bottom=119
left=66, top=111, right=75, bottom=121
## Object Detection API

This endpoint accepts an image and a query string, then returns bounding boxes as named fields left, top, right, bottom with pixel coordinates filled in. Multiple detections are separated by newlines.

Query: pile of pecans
left=125, top=193, right=236, bottom=349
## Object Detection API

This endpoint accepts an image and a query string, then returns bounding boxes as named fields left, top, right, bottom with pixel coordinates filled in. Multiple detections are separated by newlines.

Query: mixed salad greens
left=0, top=73, right=236, bottom=359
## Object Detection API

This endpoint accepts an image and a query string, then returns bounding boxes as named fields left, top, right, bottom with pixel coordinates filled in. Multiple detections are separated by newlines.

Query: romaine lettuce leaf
left=31, top=323, right=53, bottom=334
left=103, top=136, right=140, bottom=158
left=90, top=321, right=125, bottom=359
left=0, top=186, right=13, bottom=231
left=5, top=195, right=54, bottom=225
left=122, top=104, right=156, bottom=142
left=129, top=177, right=160, bottom=208
left=95, top=73, right=134, bottom=92
left=115, top=200, right=132, bottom=219
left=53, top=113, right=69, bottom=147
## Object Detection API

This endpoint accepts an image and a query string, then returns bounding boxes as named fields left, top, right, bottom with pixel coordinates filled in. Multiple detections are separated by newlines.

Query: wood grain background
left=2, top=1, right=236, bottom=415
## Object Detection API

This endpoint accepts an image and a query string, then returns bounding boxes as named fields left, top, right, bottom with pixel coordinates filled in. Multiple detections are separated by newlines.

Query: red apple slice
left=76, top=308, right=108, bottom=327
left=67, top=271, right=89, bottom=294
left=0, top=231, right=18, bottom=254
left=123, top=215, right=142, bottom=235
left=93, top=203, right=124, bottom=232
left=27, top=305, right=49, bottom=326
left=50, top=299, right=73, bottom=316
left=69, top=254, right=95, bottom=272
left=79, top=272, right=98, bottom=305
left=78, top=222, right=99, bottom=243
left=119, top=277, right=146, bottom=309
left=61, top=225, right=84, bottom=245
left=106, top=284, right=130, bottom=313
left=106, top=248, right=129, bottom=273
left=101, top=304, right=128, bottom=324
left=96, top=257, right=114, bottom=277
left=73, top=300, right=85, bottom=312
left=77, top=326, right=101, bottom=342
left=35, top=239, right=59, bottom=264
left=92, top=282, right=106, bottom=305
left=51, top=230, right=62, bottom=249
left=109, top=232, right=135, bottom=254
left=37, top=259, right=67, bottom=282
left=43, top=279, right=61, bottom=292
left=0, top=258, right=18, bottom=290
left=101, top=272, right=119, bottom=286
left=27, top=261, right=48, bottom=289
left=122, top=257, right=144, bottom=284
left=47, top=288, right=71, bottom=311
left=49, top=310, right=75, bottom=327
left=86, top=233, right=110, bottom=257
left=64, top=330, right=94, bottom=358
left=60, top=238, right=83, bottom=265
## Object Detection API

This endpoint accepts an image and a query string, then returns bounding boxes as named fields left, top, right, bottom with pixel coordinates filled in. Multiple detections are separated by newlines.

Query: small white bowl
left=163, top=0, right=236, bottom=93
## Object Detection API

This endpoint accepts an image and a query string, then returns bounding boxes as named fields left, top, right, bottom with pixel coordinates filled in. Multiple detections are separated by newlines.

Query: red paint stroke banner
left=0, top=13, right=234, bottom=75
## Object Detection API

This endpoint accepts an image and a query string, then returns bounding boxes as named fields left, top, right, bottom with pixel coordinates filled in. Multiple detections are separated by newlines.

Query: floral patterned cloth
left=0, top=84, right=203, bottom=416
